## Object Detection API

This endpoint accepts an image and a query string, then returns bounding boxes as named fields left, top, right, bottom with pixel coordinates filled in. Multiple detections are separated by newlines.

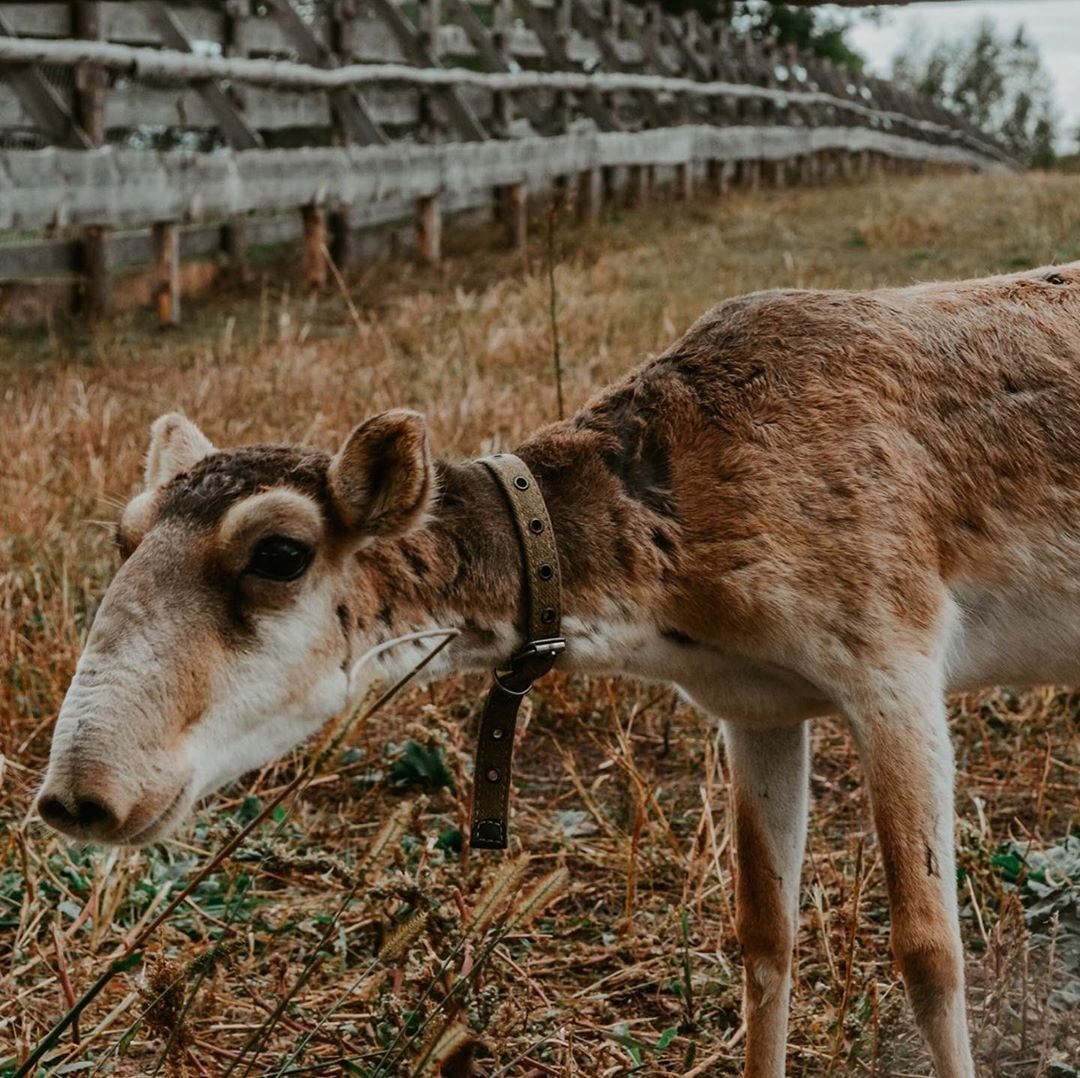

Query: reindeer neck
left=349, top=415, right=677, bottom=685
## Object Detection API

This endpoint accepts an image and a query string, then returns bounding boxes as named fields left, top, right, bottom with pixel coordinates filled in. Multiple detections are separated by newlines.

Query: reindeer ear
left=144, top=413, right=215, bottom=490
left=329, top=410, right=435, bottom=538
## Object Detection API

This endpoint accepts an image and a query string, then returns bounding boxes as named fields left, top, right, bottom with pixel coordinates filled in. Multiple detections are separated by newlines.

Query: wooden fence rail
left=0, top=0, right=1013, bottom=327
left=0, top=35, right=1013, bottom=163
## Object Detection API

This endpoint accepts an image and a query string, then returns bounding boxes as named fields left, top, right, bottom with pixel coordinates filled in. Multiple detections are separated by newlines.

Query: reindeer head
left=37, top=410, right=435, bottom=846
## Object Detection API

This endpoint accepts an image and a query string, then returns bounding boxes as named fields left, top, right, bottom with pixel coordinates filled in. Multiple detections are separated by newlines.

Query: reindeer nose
left=37, top=789, right=122, bottom=840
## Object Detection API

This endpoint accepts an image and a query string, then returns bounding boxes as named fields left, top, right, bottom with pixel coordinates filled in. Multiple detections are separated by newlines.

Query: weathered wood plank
left=0, top=185, right=502, bottom=288
left=103, top=2, right=222, bottom=45
left=367, top=0, right=487, bottom=142
left=569, top=0, right=664, bottom=126
left=0, top=4, right=69, bottom=38
left=97, top=85, right=427, bottom=135
left=619, top=3, right=678, bottom=77
left=0, top=125, right=1004, bottom=234
left=0, top=236, right=78, bottom=277
left=0, top=35, right=1009, bottom=163
left=266, top=0, right=388, bottom=146
left=0, top=3, right=226, bottom=43
left=0, top=89, right=30, bottom=127
left=0, top=13, right=92, bottom=148
left=443, top=0, right=546, bottom=132
left=661, top=12, right=710, bottom=82
left=513, top=0, right=618, bottom=131
left=141, top=1, right=263, bottom=150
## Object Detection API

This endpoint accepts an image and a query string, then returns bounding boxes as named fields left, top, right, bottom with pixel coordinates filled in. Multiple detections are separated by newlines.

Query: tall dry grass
left=2, top=169, right=1079, bottom=1075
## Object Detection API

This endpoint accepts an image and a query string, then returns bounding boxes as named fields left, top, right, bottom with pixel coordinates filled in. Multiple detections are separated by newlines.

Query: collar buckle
left=495, top=636, right=566, bottom=693
left=510, top=635, right=566, bottom=669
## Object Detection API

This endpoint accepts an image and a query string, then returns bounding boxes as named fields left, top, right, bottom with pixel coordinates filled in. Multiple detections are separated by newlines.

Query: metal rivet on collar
left=514, top=475, right=530, bottom=490
left=538, top=563, right=554, bottom=581
left=529, top=517, right=544, bottom=534
left=487, top=768, right=501, bottom=782
left=541, top=607, right=556, bottom=624
left=492, top=728, right=504, bottom=740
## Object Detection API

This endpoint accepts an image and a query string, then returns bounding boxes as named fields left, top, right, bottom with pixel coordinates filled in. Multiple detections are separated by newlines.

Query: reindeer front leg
left=724, top=722, right=810, bottom=1078
left=844, top=666, right=975, bottom=1078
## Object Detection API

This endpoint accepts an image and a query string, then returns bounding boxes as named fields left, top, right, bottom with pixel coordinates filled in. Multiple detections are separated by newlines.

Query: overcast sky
left=818, top=1, right=1080, bottom=151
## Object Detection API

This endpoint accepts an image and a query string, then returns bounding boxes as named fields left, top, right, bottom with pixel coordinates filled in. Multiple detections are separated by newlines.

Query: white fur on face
left=183, top=575, right=351, bottom=804
left=40, top=592, right=350, bottom=847
left=41, top=653, right=192, bottom=842
left=41, top=489, right=357, bottom=845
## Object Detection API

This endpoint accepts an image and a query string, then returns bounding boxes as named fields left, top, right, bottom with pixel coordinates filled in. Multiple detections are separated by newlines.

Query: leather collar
left=470, top=453, right=565, bottom=850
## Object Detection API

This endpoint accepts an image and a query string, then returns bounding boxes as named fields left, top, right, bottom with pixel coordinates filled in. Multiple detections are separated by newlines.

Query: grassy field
left=2, top=169, right=1080, bottom=1077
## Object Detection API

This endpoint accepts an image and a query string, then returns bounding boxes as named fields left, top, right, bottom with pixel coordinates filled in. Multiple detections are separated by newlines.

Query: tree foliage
left=733, top=2, right=864, bottom=72
left=892, top=19, right=1058, bottom=168
left=636, top=2, right=865, bottom=73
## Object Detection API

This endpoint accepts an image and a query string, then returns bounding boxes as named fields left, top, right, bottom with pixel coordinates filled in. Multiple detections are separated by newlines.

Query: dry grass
left=2, top=169, right=1080, bottom=1076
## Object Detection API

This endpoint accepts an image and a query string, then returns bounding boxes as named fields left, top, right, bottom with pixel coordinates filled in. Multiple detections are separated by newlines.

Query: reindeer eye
left=247, top=536, right=313, bottom=582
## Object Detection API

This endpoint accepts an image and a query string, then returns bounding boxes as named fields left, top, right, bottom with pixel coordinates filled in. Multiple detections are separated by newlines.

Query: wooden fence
left=0, top=1, right=1013, bottom=327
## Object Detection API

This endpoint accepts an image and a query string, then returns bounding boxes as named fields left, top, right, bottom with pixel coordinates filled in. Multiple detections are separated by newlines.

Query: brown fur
left=40, top=261, right=1080, bottom=1078
left=518, top=264, right=1080, bottom=677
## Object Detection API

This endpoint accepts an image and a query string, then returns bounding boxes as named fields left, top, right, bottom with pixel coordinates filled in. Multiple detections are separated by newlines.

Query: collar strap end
left=470, top=819, right=508, bottom=850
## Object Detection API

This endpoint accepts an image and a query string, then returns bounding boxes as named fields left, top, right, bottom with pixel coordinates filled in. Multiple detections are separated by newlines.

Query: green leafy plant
left=993, top=836, right=1080, bottom=1010
left=388, top=739, right=454, bottom=791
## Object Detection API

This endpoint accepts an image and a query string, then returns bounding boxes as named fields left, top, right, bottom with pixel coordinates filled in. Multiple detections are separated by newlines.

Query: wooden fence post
left=675, top=161, right=693, bottom=200
left=577, top=168, right=600, bottom=225
left=551, top=175, right=569, bottom=212
left=505, top=182, right=527, bottom=250
left=81, top=225, right=111, bottom=320
left=329, top=1, right=356, bottom=270
left=152, top=222, right=181, bottom=327
left=72, top=1, right=105, bottom=144
left=491, top=0, right=514, bottom=135
left=330, top=203, right=352, bottom=272
left=417, top=195, right=442, bottom=264
left=418, top=0, right=443, bottom=140
left=73, top=1, right=109, bottom=317
left=628, top=165, right=649, bottom=207
left=706, top=159, right=729, bottom=196
left=221, top=218, right=249, bottom=286
left=302, top=204, right=328, bottom=292
left=602, top=166, right=618, bottom=208
left=221, top=0, right=251, bottom=285
left=740, top=159, right=760, bottom=192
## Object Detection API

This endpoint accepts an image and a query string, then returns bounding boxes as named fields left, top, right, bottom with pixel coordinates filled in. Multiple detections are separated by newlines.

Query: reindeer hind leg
left=842, top=659, right=975, bottom=1078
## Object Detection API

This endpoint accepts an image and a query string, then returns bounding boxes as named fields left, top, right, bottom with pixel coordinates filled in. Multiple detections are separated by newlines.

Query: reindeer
left=37, top=261, right=1080, bottom=1076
